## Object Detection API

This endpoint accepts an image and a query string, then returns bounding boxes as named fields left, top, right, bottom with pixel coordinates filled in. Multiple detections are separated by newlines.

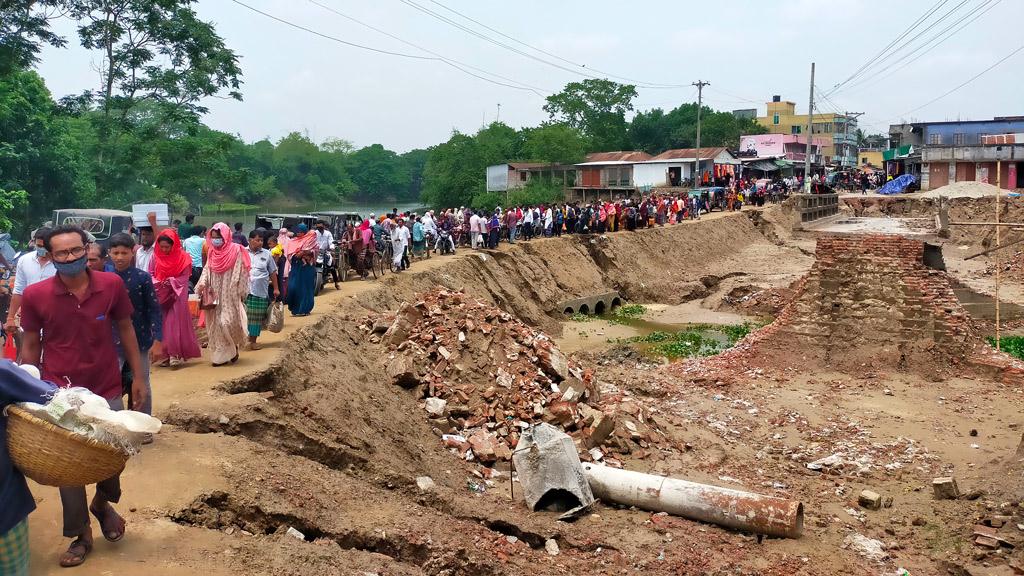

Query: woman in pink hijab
left=195, top=222, right=251, bottom=366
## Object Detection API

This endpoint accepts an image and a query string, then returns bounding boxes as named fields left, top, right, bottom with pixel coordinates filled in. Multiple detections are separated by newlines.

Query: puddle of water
left=951, top=285, right=1024, bottom=323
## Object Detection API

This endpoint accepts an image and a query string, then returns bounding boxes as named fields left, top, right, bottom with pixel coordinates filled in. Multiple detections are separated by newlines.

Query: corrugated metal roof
left=650, top=147, right=729, bottom=161
left=575, top=160, right=637, bottom=166
left=583, top=151, right=653, bottom=163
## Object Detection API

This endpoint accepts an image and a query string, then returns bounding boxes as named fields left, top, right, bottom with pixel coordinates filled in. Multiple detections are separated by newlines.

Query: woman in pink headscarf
left=195, top=222, right=251, bottom=366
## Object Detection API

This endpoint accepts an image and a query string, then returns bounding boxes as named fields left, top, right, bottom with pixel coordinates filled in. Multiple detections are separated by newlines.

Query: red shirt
left=20, top=270, right=134, bottom=399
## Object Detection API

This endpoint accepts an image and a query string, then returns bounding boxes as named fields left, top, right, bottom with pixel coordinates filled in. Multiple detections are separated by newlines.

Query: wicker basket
left=5, top=405, right=128, bottom=487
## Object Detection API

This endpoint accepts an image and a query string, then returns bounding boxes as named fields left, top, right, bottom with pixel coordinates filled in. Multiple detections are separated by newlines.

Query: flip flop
left=89, top=503, right=126, bottom=542
left=59, top=537, right=92, bottom=567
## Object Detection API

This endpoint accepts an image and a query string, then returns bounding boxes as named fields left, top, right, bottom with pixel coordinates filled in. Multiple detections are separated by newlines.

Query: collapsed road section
left=159, top=207, right=1024, bottom=575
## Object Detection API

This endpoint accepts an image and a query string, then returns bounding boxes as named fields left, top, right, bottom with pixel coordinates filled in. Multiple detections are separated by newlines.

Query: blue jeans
left=118, top=347, right=152, bottom=415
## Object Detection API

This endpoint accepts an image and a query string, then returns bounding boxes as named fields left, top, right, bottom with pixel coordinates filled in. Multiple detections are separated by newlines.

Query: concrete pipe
left=582, top=463, right=803, bottom=538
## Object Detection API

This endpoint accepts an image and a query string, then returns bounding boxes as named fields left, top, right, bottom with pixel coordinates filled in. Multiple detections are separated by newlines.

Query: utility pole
left=844, top=111, right=864, bottom=169
left=693, top=80, right=710, bottom=186
left=496, top=103, right=501, bottom=122
left=803, top=63, right=815, bottom=193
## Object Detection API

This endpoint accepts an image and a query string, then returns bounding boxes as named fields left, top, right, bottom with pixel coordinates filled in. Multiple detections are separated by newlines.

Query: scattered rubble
left=933, top=476, right=960, bottom=500
left=363, top=289, right=670, bottom=465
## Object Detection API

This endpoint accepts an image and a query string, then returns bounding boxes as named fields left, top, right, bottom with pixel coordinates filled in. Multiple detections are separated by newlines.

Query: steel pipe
left=582, top=463, right=803, bottom=538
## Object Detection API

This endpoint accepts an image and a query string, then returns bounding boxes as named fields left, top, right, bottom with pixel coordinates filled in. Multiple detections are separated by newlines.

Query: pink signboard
left=739, top=134, right=784, bottom=157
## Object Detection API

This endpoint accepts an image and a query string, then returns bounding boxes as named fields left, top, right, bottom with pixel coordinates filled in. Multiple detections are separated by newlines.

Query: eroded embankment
left=164, top=211, right=811, bottom=575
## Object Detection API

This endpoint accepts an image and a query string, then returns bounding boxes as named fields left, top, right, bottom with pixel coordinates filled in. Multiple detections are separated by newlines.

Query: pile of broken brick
left=360, top=288, right=668, bottom=467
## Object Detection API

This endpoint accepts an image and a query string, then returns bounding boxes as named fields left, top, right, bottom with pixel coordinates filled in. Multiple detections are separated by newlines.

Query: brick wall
left=769, top=234, right=973, bottom=373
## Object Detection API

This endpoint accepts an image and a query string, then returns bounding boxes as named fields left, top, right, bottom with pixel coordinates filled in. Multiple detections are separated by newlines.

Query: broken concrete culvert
left=157, top=209, right=1024, bottom=575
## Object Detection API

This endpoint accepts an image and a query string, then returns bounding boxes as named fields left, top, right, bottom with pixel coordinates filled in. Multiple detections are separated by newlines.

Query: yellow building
left=858, top=149, right=884, bottom=169
left=756, top=96, right=858, bottom=167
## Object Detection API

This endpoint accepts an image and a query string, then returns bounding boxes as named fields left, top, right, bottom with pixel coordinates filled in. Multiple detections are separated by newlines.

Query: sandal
left=59, top=537, right=92, bottom=567
left=89, top=502, right=126, bottom=542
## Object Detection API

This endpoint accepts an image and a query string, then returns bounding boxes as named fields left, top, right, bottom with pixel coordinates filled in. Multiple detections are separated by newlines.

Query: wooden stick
left=964, top=235, right=1024, bottom=260
left=996, top=159, right=1002, bottom=351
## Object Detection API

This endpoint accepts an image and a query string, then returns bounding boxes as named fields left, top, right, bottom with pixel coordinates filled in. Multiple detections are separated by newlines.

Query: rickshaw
left=254, top=213, right=318, bottom=232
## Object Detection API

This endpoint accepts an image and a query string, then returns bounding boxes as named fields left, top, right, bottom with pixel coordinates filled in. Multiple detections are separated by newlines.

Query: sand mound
left=919, top=180, right=1001, bottom=199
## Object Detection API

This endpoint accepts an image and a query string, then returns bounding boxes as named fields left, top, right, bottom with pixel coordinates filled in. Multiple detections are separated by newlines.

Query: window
left=791, top=125, right=802, bottom=134
left=953, top=133, right=965, bottom=145
left=772, top=113, right=780, bottom=125
left=928, top=133, right=942, bottom=145
left=519, top=171, right=528, bottom=181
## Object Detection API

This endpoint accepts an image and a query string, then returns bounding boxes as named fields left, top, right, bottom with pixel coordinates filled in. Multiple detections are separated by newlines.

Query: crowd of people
left=0, top=213, right=350, bottom=569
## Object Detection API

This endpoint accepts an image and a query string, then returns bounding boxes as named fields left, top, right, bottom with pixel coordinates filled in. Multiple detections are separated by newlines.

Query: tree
left=348, top=144, right=409, bottom=201
left=400, top=148, right=429, bottom=202
left=421, top=122, right=523, bottom=209
left=61, top=0, right=243, bottom=195
left=628, top=103, right=766, bottom=153
left=522, top=123, right=586, bottom=164
left=0, top=69, right=95, bottom=234
left=0, top=1, right=66, bottom=74
left=0, top=189, right=28, bottom=232
left=543, top=79, right=637, bottom=151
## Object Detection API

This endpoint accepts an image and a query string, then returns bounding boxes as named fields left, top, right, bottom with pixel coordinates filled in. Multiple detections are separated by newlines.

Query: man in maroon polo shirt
left=20, top=225, right=147, bottom=568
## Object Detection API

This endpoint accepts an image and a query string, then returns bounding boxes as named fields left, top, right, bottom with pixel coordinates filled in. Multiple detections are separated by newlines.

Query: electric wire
left=423, top=0, right=689, bottom=89
left=828, top=0, right=949, bottom=93
left=306, top=0, right=550, bottom=96
left=837, top=0, right=1001, bottom=96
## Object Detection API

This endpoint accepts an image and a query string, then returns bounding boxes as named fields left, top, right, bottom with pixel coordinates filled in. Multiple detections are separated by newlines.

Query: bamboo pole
left=996, top=160, right=1002, bottom=351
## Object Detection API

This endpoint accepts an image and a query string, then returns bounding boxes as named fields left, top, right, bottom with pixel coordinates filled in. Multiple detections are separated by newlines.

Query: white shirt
left=422, top=214, right=436, bottom=234
left=135, top=244, right=155, bottom=273
left=315, top=229, right=334, bottom=252
left=13, top=254, right=56, bottom=295
left=397, top=226, right=411, bottom=247
left=247, top=247, right=278, bottom=299
left=469, top=214, right=480, bottom=233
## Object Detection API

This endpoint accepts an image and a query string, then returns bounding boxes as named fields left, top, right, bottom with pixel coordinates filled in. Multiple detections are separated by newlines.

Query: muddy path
left=25, top=205, right=1024, bottom=575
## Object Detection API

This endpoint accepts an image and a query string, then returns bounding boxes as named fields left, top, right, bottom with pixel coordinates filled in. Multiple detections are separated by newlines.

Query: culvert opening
left=611, top=297, right=621, bottom=308
left=563, top=307, right=574, bottom=315
left=534, top=488, right=584, bottom=513
left=595, top=301, right=606, bottom=314
left=579, top=304, right=590, bottom=314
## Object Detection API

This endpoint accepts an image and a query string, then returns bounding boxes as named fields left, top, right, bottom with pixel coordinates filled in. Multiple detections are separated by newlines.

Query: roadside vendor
left=1, top=360, right=58, bottom=575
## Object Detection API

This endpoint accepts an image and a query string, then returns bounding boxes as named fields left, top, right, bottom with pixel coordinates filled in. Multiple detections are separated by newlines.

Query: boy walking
left=245, top=230, right=279, bottom=350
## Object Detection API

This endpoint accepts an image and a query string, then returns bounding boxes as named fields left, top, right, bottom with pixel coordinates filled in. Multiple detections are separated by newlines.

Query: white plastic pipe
left=582, top=463, right=803, bottom=538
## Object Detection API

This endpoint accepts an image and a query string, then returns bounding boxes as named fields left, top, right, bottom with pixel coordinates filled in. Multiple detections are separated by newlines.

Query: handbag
left=199, top=287, right=218, bottom=310
left=265, top=301, right=284, bottom=333
left=154, top=279, right=176, bottom=308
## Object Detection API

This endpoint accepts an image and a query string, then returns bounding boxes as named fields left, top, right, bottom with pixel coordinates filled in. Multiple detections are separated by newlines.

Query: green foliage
left=0, top=188, right=28, bottom=231
left=522, top=123, right=587, bottom=164
left=987, top=336, right=1024, bottom=360
left=543, top=79, right=637, bottom=151
left=614, top=304, right=647, bottom=319
left=349, top=144, right=410, bottom=201
left=629, top=103, right=767, bottom=154
left=625, top=322, right=756, bottom=359
left=569, top=312, right=593, bottom=322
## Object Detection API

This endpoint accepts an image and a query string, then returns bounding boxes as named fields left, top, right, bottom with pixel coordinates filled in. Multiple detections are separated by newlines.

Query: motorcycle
left=437, top=229, right=455, bottom=255
left=314, top=243, right=340, bottom=295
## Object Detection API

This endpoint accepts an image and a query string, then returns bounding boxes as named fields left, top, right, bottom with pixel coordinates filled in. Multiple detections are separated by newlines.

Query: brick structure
left=766, top=234, right=973, bottom=374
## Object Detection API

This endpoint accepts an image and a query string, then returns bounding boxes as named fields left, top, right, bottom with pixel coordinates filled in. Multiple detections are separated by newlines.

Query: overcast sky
left=35, top=0, right=1024, bottom=153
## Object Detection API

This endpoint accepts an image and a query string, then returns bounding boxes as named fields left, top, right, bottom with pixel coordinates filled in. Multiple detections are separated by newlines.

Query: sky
left=34, top=0, right=1024, bottom=153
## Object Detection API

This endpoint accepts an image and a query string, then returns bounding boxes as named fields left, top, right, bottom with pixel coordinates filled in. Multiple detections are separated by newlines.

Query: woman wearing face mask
left=149, top=229, right=201, bottom=366
left=151, top=229, right=201, bottom=367
left=195, top=223, right=251, bottom=366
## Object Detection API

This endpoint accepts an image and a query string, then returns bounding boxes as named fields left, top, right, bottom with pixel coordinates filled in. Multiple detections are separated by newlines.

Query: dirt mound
left=920, top=180, right=1002, bottom=199
left=362, top=288, right=671, bottom=467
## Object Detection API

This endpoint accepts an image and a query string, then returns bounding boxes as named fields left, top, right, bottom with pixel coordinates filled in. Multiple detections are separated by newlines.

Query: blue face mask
left=212, top=238, right=225, bottom=248
left=35, top=247, right=47, bottom=258
left=54, top=255, right=88, bottom=276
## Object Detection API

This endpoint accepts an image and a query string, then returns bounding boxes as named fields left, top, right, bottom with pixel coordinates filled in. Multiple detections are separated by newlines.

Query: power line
left=230, top=0, right=437, bottom=60
left=830, top=0, right=973, bottom=96
left=306, top=0, right=549, bottom=95
left=838, top=0, right=1001, bottom=96
left=892, top=43, right=1024, bottom=120
left=422, top=0, right=688, bottom=89
left=828, top=0, right=949, bottom=94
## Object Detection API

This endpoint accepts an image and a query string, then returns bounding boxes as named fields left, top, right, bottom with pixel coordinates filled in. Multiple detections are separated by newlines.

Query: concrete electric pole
left=692, top=80, right=710, bottom=186
left=803, top=63, right=815, bottom=193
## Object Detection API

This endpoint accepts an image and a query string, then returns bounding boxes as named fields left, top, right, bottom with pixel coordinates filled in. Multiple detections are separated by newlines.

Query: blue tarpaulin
left=878, top=174, right=916, bottom=195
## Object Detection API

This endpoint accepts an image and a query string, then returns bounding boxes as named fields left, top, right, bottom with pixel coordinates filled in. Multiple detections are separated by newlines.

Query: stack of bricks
left=767, top=234, right=973, bottom=374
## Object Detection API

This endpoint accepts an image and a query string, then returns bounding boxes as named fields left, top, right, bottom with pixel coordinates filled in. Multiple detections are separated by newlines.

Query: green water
left=600, top=312, right=750, bottom=359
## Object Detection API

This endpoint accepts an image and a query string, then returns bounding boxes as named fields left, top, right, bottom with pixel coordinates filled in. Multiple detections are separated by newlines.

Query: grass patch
left=623, top=322, right=761, bottom=360
left=614, top=304, right=646, bottom=318
left=569, top=312, right=593, bottom=322
left=987, top=335, right=1024, bottom=360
